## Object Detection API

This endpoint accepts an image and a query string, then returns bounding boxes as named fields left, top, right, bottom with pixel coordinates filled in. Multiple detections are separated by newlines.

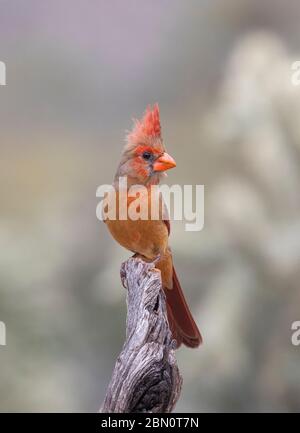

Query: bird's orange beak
left=153, top=152, right=176, bottom=172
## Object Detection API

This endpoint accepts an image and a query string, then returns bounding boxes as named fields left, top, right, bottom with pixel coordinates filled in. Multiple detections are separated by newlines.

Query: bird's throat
left=114, top=173, right=162, bottom=190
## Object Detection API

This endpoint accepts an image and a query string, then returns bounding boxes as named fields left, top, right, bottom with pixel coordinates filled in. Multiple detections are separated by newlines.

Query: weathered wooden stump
left=100, top=257, right=182, bottom=413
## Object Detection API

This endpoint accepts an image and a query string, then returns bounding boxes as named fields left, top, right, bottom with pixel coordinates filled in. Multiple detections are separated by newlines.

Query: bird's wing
left=163, top=218, right=170, bottom=236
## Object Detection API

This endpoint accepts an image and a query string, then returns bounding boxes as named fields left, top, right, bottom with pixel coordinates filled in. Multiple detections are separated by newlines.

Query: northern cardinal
left=104, top=104, right=202, bottom=348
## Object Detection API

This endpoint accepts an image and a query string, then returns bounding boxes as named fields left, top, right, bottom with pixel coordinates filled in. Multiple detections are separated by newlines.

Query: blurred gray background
left=0, top=0, right=300, bottom=412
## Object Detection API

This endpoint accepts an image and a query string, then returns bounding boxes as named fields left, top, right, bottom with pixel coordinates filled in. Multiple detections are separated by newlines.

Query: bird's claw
left=152, top=253, right=161, bottom=265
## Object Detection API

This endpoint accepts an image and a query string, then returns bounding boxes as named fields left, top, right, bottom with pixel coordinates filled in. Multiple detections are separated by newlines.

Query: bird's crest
left=127, top=104, right=161, bottom=146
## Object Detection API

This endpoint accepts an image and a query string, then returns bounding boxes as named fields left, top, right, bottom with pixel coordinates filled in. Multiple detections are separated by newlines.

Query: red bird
left=105, top=104, right=202, bottom=348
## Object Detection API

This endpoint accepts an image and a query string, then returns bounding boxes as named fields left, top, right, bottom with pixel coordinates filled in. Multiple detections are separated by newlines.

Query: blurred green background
left=1, top=0, right=300, bottom=412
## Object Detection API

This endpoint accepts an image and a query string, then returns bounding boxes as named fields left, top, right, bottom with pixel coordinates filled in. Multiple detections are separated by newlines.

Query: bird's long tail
left=164, top=266, right=202, bottom=348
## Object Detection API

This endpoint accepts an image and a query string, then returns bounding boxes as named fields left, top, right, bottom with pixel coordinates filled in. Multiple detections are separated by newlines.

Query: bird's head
left=115, top=104, right=176, bottom=187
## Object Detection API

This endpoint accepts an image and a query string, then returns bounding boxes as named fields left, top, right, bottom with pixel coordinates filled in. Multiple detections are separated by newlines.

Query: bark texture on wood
left=100, top=257, right=182, bottom=413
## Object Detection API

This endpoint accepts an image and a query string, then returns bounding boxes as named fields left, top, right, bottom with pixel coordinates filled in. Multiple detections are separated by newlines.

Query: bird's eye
left=142, top=151, right=152, bottom=160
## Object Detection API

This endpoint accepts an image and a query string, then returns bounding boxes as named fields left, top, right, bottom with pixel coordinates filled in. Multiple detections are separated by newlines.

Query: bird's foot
left=152, top=253, right=161, bottom=265
left=131, top=252, right=161, bottom=266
